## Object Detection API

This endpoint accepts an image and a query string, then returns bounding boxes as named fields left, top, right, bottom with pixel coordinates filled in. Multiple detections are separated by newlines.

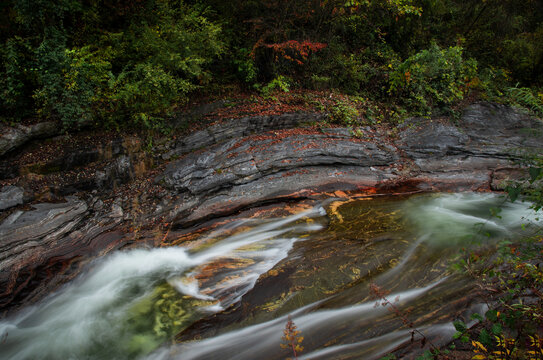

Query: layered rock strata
left=0, top=102, right=541, bottom=315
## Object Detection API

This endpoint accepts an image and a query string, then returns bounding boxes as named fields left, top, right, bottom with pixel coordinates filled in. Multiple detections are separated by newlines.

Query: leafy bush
left=232, top=48, right=257, bottom=84
left=32, top=28, right=75, bottom=126
left=477, top=66, right=512, bottom=99
left=259, top=75, right=291, bottom=97
left=329, top=100, right=359, bottom=126
left=506, top=86, right=543, bottom=118
left=1, top=0, right=223, bottom=130
left=389, top=43, right=478, bottom=115
left=113, top=63, right=194, bottom=129
left=0, top=36, right=36, bottom=121
left=92, top=2, right=224, bottom=129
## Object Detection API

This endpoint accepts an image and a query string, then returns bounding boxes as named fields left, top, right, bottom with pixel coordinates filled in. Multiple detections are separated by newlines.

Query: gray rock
left=161, top=133, right=398, bottom=196
left=461, top=102, right=537, bottom=130
left=110, top=203, right=124, bottom=218
left=0, top=197, right=88, bottom=267
left=95, top=155, right=134, bottom=189
left=163, top=113, right=326, bottom=160
left=0, top=122, right=58, bottom=157
left=0, top=186, right=24, bottom=211
left=399, top=122, right=469, bottom=157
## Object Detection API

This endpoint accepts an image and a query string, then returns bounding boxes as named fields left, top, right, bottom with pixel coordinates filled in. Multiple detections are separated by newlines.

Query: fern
left=506, top=86, right=543, bottom=118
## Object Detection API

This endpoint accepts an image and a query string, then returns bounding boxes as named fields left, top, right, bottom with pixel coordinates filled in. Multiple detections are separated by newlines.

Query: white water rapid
left=0, top=192, right=539, bottom=360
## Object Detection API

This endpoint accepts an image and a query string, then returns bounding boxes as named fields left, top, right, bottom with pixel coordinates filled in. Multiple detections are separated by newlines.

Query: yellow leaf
left=472, top=355, right=486, bottom=360
left=472, top=341, right=488, bottom=352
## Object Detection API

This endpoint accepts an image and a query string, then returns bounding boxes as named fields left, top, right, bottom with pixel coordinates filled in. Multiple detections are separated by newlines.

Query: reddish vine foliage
left=254, top=40, right=327, bottom=65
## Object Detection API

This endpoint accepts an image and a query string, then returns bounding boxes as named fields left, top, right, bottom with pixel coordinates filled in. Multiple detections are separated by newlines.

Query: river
left=0, top=192, right=539, bottom=359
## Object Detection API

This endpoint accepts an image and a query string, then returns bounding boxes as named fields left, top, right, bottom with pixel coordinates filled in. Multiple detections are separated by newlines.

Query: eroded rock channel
left=0, top=102, right=541, bottom=358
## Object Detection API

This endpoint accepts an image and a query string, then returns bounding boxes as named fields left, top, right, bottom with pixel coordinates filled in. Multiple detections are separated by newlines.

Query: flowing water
left=0, top=192, right=540, bottom=360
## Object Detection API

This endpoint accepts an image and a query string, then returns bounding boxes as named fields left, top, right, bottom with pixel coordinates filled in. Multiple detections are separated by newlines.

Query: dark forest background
left=1, top=0, right=542, bottom=129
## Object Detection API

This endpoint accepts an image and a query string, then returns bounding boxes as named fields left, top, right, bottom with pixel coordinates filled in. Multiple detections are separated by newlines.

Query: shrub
left=477, top=66, right=512, bottom=99
left=389, top=43, right=478, bottom=115
left=2, top=0, right=224, bottom=130
left=113, top=63, right=194, bottom=129
left=258, top=75, right=291, bottom=97
left=0, top=36, right=36, bottom=121
left=232, top=48, right=257, bottom=84
left=329, top=99, right=359, bottom=126
left=506, top=86, right=543, bottom=118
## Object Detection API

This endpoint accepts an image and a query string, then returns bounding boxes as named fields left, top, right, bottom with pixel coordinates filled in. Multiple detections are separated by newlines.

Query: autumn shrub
left=280, top=315, right=304, bottom=360
left=388, top=43, right=478, bottom=116
left=251, top=39, right=328, bottom=84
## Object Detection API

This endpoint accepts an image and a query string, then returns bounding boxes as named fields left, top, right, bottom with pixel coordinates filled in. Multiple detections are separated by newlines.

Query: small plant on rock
left=280, top=315, right=304, bottom=360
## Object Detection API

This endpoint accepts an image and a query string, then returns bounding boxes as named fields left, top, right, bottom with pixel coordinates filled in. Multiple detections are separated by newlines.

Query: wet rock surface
left=0, top=103, right=541, bottom=316
left=160, top=103, right=542, bottom=226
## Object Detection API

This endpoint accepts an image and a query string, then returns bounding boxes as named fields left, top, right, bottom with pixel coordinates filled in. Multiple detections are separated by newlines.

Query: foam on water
left=0, top=193, right=538, bottom=360
left=0, top=206, right=326, bottom=360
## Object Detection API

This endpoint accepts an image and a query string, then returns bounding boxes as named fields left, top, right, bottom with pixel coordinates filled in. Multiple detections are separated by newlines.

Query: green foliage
left=32, top=27, right=75, bottom=126
left=454, top=236, right=543, bottom=359
left=501, top=26, right=543, bottom=85
left=259, top=75, right=291, bottom=97
left=232, top=48, right=257, bottom=84
left=113, top=63, right=193, bottom=129
left=93, top=1, right=224, bottom=128
left=389, top=43, right=478, bottom=115
left=506, top=86, right=543, bottom=118
left=477, top=67, right=512, bottom=99
left=1, top=0, right=542, bottom=130
left=329, top=100, right=359, bottom=126
left=308, top=44, right=400, bottom=96
left=0, top=36, right=36, bottom=121
left=452, top=320, right=470, bottom=343
left=1, top=0, right=223, bottom=129
left=505, top=154, right=543, bottom=212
